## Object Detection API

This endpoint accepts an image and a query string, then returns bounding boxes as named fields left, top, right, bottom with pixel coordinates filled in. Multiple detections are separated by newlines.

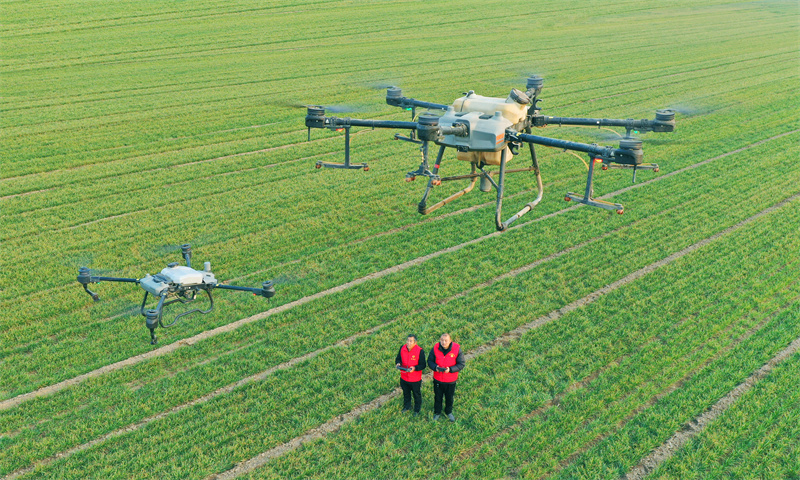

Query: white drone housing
left=139, top=263, right=217, bottom=296
left=438, top=90, right=529, bottom=165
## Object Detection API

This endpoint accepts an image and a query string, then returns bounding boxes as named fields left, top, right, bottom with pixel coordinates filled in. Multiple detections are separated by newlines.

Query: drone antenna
left=181, top=244, right=192, bottom=268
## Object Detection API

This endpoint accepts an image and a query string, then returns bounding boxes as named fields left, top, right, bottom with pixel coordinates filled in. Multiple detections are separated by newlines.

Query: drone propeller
left=268, top=273, right=301, bottom=286
left=64, top=254, right=118, bottom=277
left=265, top=98, right=367, bottom=114
left=362, top=76, right=404, bottom=91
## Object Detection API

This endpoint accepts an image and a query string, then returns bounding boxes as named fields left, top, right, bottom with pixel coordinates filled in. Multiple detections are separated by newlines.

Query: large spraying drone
left=306, top=75, right=676, bottom=230
left=77, top=244, right=275, bottom=344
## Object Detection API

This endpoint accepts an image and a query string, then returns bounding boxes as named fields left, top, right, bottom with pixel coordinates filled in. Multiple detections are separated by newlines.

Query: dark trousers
left=400, top=379, right=422, bottom=412
left=433, top=380, right=456, bottom=415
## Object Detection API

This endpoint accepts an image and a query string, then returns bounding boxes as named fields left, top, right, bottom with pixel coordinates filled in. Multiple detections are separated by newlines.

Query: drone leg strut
left=142, top=292, right=168, bottom=345
left=82, top=284, right=100, bottom=302
left=419, top=163, right=478, bottom=215
left=315, top=127, right=369, bottom=170
left=416, top=144, right=444, bottom=213
left=500, top=142, right=544, bottom=230
left=565, top=154, right=624, bottom=213
left=494, top=149, right=508, bottom=231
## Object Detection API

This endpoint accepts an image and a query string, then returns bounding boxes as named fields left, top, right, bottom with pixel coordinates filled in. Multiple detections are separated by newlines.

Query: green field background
left=1, top=0, right=798, bottom=478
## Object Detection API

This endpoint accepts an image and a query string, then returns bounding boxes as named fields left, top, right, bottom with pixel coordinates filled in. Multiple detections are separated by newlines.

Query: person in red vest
left=427, top=333, right=465, bottom=422
left=395, top=334, right=426, bottom=415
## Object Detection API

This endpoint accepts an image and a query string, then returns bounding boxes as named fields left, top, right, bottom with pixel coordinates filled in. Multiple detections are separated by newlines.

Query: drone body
left=78, top=244, right=275, bottom=344
left=306, top=75, right=676, bottom=230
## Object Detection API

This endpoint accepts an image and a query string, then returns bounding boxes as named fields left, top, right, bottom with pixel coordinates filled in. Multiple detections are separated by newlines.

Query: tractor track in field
left=1, top=130, right=796, bottom=411
left=202, top=193, right=799, bottom=480
left=622, top=328, right=800, bottom=480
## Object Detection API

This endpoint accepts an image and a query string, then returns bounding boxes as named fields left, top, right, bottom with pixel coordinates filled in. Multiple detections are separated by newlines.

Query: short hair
left=407, top=334, right=417, bottom=341
left=440, top=333, right=451, bottom=340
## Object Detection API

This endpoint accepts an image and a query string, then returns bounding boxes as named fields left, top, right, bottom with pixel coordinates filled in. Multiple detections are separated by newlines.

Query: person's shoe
left=433, top=414, right=440, bottom=421
left=447, top=413, right=455, bottom=422
left=413, top=411, right=420, bottom=416
left=401, top=407, right=410, bottom=413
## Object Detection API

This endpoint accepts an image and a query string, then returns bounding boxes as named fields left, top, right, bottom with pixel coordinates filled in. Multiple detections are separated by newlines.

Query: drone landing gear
left=565, top=155, right=624, bottom=215
left=411, top=142, right=544, bottom=231
left=315, top=126, right=369, bottom=171
left=414, top=144, right=480, bottom=215
left=601, top=161, right=660, bottom=183
left=140, top=288, right=214, bottom=345
left=493, top=141, right=544, bottom=231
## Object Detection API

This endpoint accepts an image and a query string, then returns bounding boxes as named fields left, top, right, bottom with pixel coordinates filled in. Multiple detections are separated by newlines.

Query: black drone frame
left=77, top=244, right=275, bottom=344
left=306, top=75, right=676, bottom=231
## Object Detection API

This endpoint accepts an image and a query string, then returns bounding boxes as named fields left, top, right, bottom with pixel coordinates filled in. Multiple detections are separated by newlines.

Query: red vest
left=432, top=342, right=460, bottom=383
left=399, top=344, right=422, bottom=382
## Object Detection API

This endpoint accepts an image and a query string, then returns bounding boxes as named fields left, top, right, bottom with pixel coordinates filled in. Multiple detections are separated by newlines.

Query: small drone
left=77, top=244, right=275, bottom=344
left=306, top=75, right=676, bottom=230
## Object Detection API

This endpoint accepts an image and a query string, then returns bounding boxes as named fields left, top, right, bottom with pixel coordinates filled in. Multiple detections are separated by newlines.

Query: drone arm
left=531, top=110, right=675, bottom=133
left=77, top=267, right=138, bottom=301
left=214, top=281, right=276, bottom=298
left=385, top=88, right=449, bottom=111
left=509, top=131, right=643, bottom=165
left=329, top=118, right=418, bottom=130
left=86, top=276, right=139, bottom=283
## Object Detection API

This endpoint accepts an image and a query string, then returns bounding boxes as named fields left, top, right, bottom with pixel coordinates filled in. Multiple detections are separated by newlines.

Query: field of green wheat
left=1, top=0, right=798, bottom=478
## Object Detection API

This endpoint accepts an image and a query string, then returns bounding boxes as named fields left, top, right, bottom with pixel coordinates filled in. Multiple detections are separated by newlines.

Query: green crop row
left=1, top=136, right=796, bottom=476
left=3, top=2, right=798, bottom=478
left=232, top=189, right=800, bottom=480
left=2, top=75, right=795, bottom=318
left=10, top=162, right=798, bottom=480
left=3, top=2, right=792, bottom=177
left=1, top=127, right=796, bottom=401
left=4, top=45, right=793, bottom=216
left=648, top=351, right=800, bottom=479
left=0, top=120, right=789, bottom=398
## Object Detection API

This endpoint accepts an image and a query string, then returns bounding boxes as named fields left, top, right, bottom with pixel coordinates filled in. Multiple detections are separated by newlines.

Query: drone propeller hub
left=386, top=87, right=403, bottom=106
left=619, top=137, right=643, bottom=151
left=305, top=106, right=326, bottom=129
left=77, top=267, right=92, bottom=285
left=655, top=109, right=676, bottom=122
left=416, top=114, right=440, bottom=141
left=526, top=75, right=544, bottom=91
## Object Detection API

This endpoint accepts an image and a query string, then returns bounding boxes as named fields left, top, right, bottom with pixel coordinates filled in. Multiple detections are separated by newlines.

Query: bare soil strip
left=2, top=225, right=622, bottom=480
left=622, top=331, right=800, bottom=479
left=203, top=193, right=799, bottom=480
left=2, top=130, right=795, bottom=412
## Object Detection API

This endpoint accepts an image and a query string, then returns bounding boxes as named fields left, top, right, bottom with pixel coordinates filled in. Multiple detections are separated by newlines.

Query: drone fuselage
left=437, top=91, right=529, bottom=165
left=139, top=263, right=217, bottom=296
left=77, top=245, right=275, bottom=344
